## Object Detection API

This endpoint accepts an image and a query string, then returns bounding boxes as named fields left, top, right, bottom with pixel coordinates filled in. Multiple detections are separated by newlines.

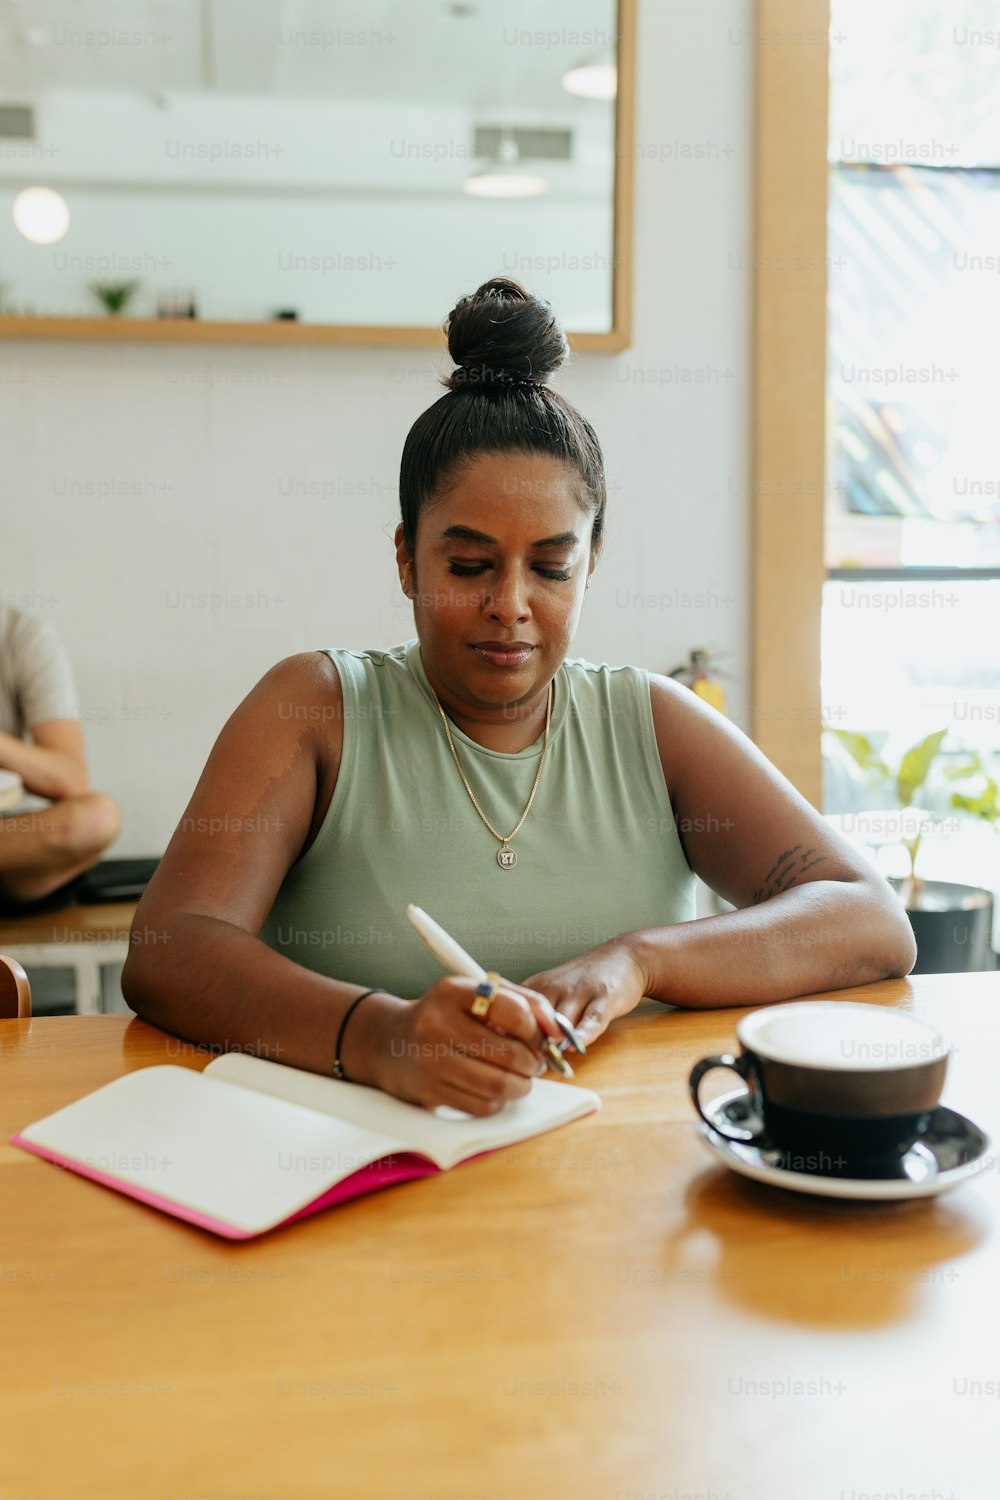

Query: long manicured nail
left=543, top=1038, right=574, bottom=1078
left=554, top=1013, right=587, bottom=1054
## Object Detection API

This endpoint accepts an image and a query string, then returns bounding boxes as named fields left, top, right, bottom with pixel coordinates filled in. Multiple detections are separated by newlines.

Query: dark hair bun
left=443, top=277, right=569, bottom=393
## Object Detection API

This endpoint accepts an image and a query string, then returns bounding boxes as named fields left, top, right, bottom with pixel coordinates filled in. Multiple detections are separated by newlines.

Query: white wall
left=2, top=0, right=753, bottom=859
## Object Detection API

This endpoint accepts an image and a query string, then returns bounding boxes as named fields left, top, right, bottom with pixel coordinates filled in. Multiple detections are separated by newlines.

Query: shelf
left=0, top=315, right=627, bottom=351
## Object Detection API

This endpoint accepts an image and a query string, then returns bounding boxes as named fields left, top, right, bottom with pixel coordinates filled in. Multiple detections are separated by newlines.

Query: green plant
left=824, top=725, right=999, bottom=903
left=89, top=279, right=141, bottom=316
left=944, top=749, right=1000, bottom=824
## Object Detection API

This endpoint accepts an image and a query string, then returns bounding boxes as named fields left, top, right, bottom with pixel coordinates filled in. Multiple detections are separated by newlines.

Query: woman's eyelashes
left=447, top=560, right=573, bottom=581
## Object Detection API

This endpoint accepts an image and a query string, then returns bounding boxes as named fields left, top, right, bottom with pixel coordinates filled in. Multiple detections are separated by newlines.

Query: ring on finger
left=471, top=971, right=500, bottom=1019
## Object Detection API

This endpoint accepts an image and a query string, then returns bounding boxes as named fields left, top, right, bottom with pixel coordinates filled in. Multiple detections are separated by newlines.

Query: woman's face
left=395, top=451, right=597, bottom=722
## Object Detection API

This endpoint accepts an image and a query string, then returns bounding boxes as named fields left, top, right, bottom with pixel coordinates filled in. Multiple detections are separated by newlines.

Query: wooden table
left=2, top=974, right=998, bottom=1499
left=0, top=900, right=138, bottom=1014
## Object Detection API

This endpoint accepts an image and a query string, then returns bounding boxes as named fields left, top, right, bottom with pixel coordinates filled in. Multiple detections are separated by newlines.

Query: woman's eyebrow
left=440, top=525, right=580, bottom=548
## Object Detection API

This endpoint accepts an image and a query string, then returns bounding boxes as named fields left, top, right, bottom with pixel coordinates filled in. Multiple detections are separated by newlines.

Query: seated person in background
left=124, top=277, right=916, bottom=1116
left=0, top=603, right=120, bottom=912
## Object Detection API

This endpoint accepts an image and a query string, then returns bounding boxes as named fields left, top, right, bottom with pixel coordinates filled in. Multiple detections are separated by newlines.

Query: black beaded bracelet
left=332, top=989, right=384, bottom=1081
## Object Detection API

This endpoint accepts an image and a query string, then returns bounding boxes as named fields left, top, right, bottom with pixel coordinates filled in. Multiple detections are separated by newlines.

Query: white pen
left=404, top=903, right=578, bottom=1076
left=405, top=904, right=488, bottom=983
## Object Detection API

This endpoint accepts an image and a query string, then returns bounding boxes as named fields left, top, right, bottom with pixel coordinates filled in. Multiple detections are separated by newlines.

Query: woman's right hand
left=373, top=975, right=567, bottom=1116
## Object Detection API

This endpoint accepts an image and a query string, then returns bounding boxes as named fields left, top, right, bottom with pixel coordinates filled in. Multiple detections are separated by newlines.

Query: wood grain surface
left=2, top=973, right=997, bottom=1499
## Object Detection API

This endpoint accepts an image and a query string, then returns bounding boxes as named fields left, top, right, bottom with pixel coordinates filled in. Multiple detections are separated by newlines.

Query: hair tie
left=452, top=363, right=539, bottom=392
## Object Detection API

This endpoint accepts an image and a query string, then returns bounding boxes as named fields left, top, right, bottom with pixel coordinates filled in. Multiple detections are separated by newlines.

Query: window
left=823, top=0, right=1000, bottom=921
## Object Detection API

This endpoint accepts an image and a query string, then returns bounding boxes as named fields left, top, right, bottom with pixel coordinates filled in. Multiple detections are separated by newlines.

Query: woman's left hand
left=520, top=937, right=651, bottom=1048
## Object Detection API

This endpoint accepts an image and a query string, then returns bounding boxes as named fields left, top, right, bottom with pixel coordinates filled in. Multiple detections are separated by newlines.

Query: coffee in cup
left=689, top=1001, right=951, bottom=1174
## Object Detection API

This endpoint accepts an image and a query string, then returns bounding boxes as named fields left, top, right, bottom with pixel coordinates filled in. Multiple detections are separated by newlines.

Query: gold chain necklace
left=432, top=682, right=553, bottom=870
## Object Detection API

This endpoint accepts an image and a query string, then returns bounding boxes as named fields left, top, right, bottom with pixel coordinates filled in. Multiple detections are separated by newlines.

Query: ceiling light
left=562, top=61, right=617, bottom=100
left=12, top=186, right=70, bottom=244
left=463, top=130, right=548, bottom=199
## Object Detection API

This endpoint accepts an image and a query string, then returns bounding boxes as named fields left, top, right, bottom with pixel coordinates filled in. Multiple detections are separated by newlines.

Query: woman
left=123, top=278, right=916, bottom=1116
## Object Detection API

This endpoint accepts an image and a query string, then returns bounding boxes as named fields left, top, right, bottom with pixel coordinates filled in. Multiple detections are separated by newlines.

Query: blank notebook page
left=18, top=1066, right=407, bottom=1235
left=206, top=1051, right=600, bottom=1170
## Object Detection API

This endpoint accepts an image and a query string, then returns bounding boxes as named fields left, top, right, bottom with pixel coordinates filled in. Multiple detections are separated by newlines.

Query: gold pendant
left=497, top=844, right=517, bottom=870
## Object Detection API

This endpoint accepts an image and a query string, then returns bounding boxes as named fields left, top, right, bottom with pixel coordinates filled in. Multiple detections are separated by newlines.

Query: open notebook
left=11, top=1053, right=601, bottom=1240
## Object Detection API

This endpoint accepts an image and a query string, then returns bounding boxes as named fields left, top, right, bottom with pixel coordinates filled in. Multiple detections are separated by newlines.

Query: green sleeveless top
left=259, top=639, right=695, bottom=999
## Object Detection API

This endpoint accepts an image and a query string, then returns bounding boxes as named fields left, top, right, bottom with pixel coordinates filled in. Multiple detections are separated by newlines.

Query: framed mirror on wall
left=0, top=0, right=634, bottom=348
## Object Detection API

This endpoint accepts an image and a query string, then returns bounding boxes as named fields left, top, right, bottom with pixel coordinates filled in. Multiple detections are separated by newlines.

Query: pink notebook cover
left=10, top=1132, right=493, bottom=1240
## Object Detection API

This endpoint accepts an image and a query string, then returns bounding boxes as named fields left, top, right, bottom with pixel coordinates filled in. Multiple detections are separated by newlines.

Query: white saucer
left=697, top=1089, right=992, bottom=1201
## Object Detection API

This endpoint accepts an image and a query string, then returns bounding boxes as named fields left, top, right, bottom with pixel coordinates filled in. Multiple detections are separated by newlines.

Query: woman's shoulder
left=561, top=652, right=648, bottom=678
left=259, top=650, right=344, bottom=697
left=558, top=656, right=663, bottom=745
left=260, top=642, right=407, bottom=692
left=256, top=643, right=422, bottom=723
left=560, top=655, right=709, bottom=769
left=559, top=652, right=660, bottom=700
left=245, top=653, right=346, bottom=744
left=561, top=654, right=695, bottom=704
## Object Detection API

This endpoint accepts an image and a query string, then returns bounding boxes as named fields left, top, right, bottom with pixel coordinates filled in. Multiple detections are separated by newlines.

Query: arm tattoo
left=752, top=844, right=828, bottom=905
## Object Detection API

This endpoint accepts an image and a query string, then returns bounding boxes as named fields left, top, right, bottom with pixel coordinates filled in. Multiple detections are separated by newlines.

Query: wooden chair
left=0, top=954, right=32, bottom=1018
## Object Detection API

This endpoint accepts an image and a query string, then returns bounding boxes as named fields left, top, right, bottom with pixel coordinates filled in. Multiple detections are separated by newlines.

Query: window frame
left=751, top=0, right=831, bottom=807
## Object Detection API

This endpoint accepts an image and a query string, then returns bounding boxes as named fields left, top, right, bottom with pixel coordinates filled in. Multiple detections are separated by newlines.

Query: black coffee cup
left=689, top=1001, right=951, bottom=1174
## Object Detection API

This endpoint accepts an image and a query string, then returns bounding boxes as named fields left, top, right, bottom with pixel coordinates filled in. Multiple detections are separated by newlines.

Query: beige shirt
left=0, top=604, right=79, bottom=741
